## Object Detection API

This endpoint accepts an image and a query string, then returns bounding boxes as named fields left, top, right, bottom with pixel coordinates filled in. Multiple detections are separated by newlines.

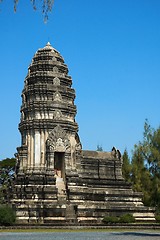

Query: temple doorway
left=54, top=152, right=66, bottom=195
left=54, top=152, right=65, bottom=179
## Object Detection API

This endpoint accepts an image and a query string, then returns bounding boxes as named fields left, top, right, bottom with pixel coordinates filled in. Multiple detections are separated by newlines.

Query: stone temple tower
left=18, top=42, right=81, bottom=179
left=11, top=43, right=155, bottom=225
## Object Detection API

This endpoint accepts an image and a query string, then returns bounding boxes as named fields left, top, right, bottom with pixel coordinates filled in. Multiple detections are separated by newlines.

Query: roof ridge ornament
left=44, top=41, right=60, bottom=54
left=46, top=41, right=51, bottom=46
left=44, top=41, right=53, bottom=50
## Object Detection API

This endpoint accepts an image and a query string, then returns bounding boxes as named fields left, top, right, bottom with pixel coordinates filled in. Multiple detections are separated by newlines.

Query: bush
left=103, top=214, right=135, bottom=224
left=103, top=216, right=119, bottom=224
left=155, top=215, right=160, bottom=223
left=0, top=205, right=16, bottom=226
left=119, top=214, right=135, bottom=223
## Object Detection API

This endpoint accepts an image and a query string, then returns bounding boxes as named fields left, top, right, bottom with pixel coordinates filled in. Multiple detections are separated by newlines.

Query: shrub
left=103, top=216, right=119, bottom=224
left=155, top=215, right=160, bottom=223
left=103, top=214, right=135, bottom=224
left=0, top=205, right=16, bottom=226
left=119, top=214, right=135, bottom=223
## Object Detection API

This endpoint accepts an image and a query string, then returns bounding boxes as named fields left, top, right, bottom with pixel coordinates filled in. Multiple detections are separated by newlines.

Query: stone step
left=58, top=195, right=67, bottom=202
left=66, top=204, right=77, bottom=220
left=56, top=177, right=66, bottom=195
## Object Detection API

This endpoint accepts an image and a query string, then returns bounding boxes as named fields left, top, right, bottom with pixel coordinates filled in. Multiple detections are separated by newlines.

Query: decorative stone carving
left=111, top=146, right=117, bottom=158
left=117, top=149, right=122, bottom=161
left=21, top=111, right=25, bottom=121
left=76, top=142, right=82, bottom=151
left=75, top=133, right=82, bottom=152
left=55, top=138, right=65, bottom=152
left=53, top=66, right=59, bottom=73
left=54, top=91, right=62, bottom=102
left=111, top=146, right=122, bottom=161
left=53, top=110, right=62, bottom=119
left=47, top=125, right=70, bottom=152
left=53, top=77, right=60, bottom=86
left=22, top=93, right=26, bottom=104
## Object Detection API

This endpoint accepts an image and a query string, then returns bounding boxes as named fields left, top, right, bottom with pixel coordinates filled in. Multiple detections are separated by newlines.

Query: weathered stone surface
left=10, top=42, right=155, bottom=225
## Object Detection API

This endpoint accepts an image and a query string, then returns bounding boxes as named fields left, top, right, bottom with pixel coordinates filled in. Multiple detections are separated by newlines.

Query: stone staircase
left=56, top=176, right=66, bottom=201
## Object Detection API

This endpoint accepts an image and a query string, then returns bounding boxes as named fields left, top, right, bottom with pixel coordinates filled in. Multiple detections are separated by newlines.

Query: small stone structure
left=11, top=43, right=155, bottom=225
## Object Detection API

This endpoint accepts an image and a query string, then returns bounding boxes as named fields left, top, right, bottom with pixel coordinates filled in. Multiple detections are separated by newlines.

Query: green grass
left=0, top=228, right=137, bottom=233
left=0, top=227, right=160, bottom=233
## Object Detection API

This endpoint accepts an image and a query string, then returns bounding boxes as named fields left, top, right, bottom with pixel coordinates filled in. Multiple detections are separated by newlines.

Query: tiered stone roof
left=20, top=42, right=78, bottom=134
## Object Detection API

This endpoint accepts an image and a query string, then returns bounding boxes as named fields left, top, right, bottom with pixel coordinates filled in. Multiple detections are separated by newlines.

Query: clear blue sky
left=0, top=0, right=160, bottom=159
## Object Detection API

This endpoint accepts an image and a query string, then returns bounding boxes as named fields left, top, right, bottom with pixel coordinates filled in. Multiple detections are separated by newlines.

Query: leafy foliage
left=102, top=216, right=119, bottom=224
left=97, top=144, right=103, bottom=151
left=119, top=214, right=135, bottom=223
left=103, top=214, right=135, bottom=224
left=0, top=0, right=54, bottom=21
left=0, top=205, right=16, bottom=226
left=122, top=149, right=131, bottom=183
left=155, top=215, right=160, bottom=223
left=122, top=120, right=160, bottom=211
left=0, top=158, right=16, bottom=203
left=0, top=158, right=16, bottom=186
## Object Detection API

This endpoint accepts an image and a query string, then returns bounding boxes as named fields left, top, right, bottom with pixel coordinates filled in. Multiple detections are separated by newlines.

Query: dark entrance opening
left=54, top=152, right=65, bottom=180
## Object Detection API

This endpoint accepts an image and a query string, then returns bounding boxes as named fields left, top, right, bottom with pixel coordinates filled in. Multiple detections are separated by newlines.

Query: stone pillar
left=50, top=151, right=54, bottom=168
left=35, top=131, right=41, bottom=166
left=44, top=132, right=47, bottom=167
left=27, top=133, right=30, bottom=167
left=30, top=130, right=34, bottom=167
left=40, top=130, right=45, bottom=167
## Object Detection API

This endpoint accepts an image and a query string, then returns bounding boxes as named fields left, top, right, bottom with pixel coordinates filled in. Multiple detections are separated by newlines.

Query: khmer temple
left=11, top=42, right=155, bottom=225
